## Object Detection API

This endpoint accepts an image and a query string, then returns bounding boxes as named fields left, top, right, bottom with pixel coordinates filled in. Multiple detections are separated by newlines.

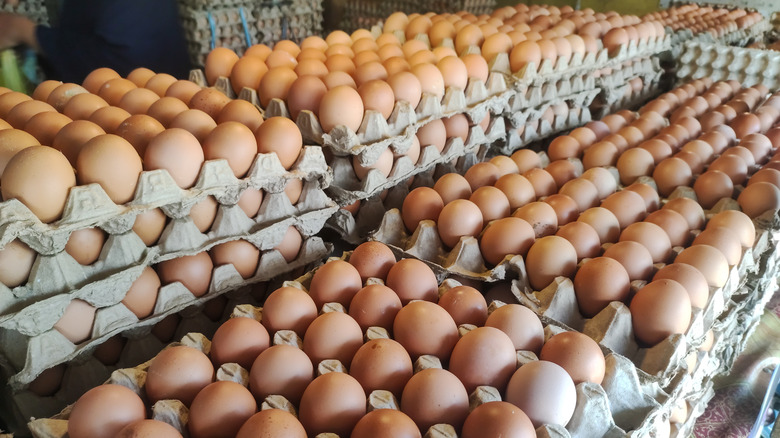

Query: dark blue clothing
left=35, top=0, right=191, bottom=83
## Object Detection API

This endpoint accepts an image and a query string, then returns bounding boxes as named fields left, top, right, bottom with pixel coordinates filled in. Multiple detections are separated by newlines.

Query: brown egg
left=437, top=199, right=484, bottom=248
left=630, top=279, right=691, bottom=345
left=385, top=257, right=438, bottom=304
left=144, top=128, right=204, bottom=188
left=494, top=174, right=535, bottom=210
left=62, top=93, right=109, bottom=120
left=433, top=172, right=472, bottom=204
left=118, top=87, right=159, bottom=115
left=168, top=108, right=216, bottom=143
left=709, top=154, right=748, bottom=185
left=0, top=91, right=32, bottom=118
left=308, top=259, right=362, bottom=309
left=64, top=227, right=106, bottom=265
left=480, top=216, right=535, bottom=266
left=116, top=114, right=166, bottom=157
left=540, top=331, right=606, bottom=384
left=157, top=252, right=213, bottom=297
left=97, top=78, right=138, bottom=107
left=348, top=284, right=402, bottom=332
left=505, top=361, right=576, bottom=428
left=116, top=420, right=182, bottom=438
left=82, top=68, right=121, bottom=94
left=0, top=129, right=40, bottom=177
left=653, top=263, right=709, bottom=309
left=76, top=134, right=142, bottom=204
left=464, top=162, right=501, bottom=190
left=255, top=116, right=302, bottom=170
left=469, top=186, right=511, bottom=223
left=603, top=240, right=654, bottom=281
left=68, top=384, right=146, bottom=438
left=6, top=99, right=57, bottom=129
left=738, top=181, right=780, bottom=218
left=249, top=344, right=313, bottom=406
left=387, top=71, right=422, bottom=108
left=600, top=190, right=647, bottom=229
left=164, top=79, right=202, bottom=104
left=574, top=256, right=631, bottom=317
left=188, top=88, right=231, bottom=120
left=545, top=159, right=581, bottom=189
left=0, top=239, right=36, bottom=288
left=525, top=235, right=577, bottom=290
left=401, top=368, right=469, bottom=431
left=32, top=80, right=63, bottom=102
left=261, top=286, right=317, bottom=337
left=303, top=311, right=363, bottom=368
left=402, top=187, right=444, bottom=232
left=118, top=266, right=161, bottom=320
left=88, top=106, right=131, bottom=134
left=449, top=326, right=517, bottom=393
left=512, top=201, right=558, bottom=238
left=620, top=221, right=672, bottom=263
left=352, top=409, right=420, bottom=438
left=318, top=85, right=364, bottom=133
left=511, top=149, right=542, bottom=173
left=411, top=62, right=445, bottom=98
left=349, top=338, right=413, bottom=399
left=675, top=244, right=729, bottom=287
left=1, top=146, right=76, bottom=223
left=217, top=100, right=263, bottom=132
left=462, top=401, right=535, bottom=438
left=188, top=381, right=256, bottom=438
left=145, top=345, right=214, bottom=406
left=53, top=298, right=96, bottom=343
left=299, top=372, right=366, bottom=437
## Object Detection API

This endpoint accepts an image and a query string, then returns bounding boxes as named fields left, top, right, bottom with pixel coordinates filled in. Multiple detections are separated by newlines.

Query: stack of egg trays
left=677, top=40, right=780, bottom=92
left=0, top=282, right=281, bottom=435
left=178, top=3, right=256, bottom=67
left=252, top=0, right=324, bottom=47
left=371, top=175, right=779, bottom=436
left=22, top=251, right=705, bottom=438
left=259, top=71, right=513, bottom=206
left=591, top=57, right=667, bottom=120
left=0, top=144, right=338, bottom=392
left=668, top=16, right=771, bottom=58
left=0, top=0, right=48, bottom=25
left=326, top=146, right=489, bottom=245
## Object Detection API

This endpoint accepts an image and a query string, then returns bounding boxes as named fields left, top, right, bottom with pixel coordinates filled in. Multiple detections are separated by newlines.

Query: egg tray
left=510, top=203, right=777, bottom=392
left=676, top=40, right=780, bottom=91
left=178, top=5, right=256, bottom=66
left=0, top=225, right=334, bottom=392
left=497, top=100, right=594, bottom=156
left=667, top=17, right=771, bottom=57
left=504, top=34, right=673, bottom=92
left=0, top=284, right=269, bottom=437
left=0, top=144, right=330, bottom=294
left=324, top=148, right=487, bottom=245
left=24, top=274, right=683, bottom=438
left=268, top=75, right=512, bottom=167
left=325, top=117, right=505, bottom=207
left=591, top=75, right=667, bottom=121
left=0, top=175, right=337, bottom=322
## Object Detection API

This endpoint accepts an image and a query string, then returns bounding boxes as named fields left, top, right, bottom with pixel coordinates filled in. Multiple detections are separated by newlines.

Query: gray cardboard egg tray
left=667, top=16, right=771, bottom=58
left=324, top=146, right=489, bottom=245
left=325, top=115, right=506, bottom=207
left=0, top=145, right=334, bottom=316
left=25, top=257, right=702, bottom=438
left=676, top=40, right=780, bottom=91
left=498, top=91, right=598, bottom=156
left=198, top=64, right=513, bottom=166
left=368, top=150, right=553, bottom=282
left=0, top=0, right=49, bottom=25
left=511, top=190, right=777, bottom=391
left=504, top=34, right=673, bottom=91
left=592, top=76, right=667, bottom=121
left=0, top=228, right=334, bottom=391
left=0, top=283, right=268, bottom=436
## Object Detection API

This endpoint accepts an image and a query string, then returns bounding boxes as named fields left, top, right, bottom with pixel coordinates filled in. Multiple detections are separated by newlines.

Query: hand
left=0, top=13, right=37, bottom=51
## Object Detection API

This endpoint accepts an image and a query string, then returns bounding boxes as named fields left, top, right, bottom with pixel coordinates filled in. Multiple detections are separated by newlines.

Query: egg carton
left=324, top=148, right=488, bottom=245
left=510, top=201, right=777, bottom=390
left=591, top=76, right=667, bottom=121
left=22, top=272, right=679, bottom=438
left=677, top=40, right=780, bottom=90
left=0, top=221, right=334, bottom=391
left=0, top=146, right=332, bottom=315
left=503, top=34, right=673, bottom=93
left=498, top=101, right=594, bottom=156
left=594, top=57, right=664, bottom=92
left=326, top=117, right=505, bottom=207
left=0, top=284, right=270, bottom=436
left=179, top=5, right=256, bottom=66
left=0, top=174, right=337, bottom=323
left=251, top=0, right=323, bottom=46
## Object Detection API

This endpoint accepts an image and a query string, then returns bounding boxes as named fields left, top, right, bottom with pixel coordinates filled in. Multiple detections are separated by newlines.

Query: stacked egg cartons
left=251, top=0, right=324, bottom=47
left=336, top=0, right=496, bottom=34
left=177, top=0, right=257, bottom=67
left=677, top=39, right=780, bottom=91
left=660, top=3, right=769, bottom=59
left=368, top=76, right=780, bottom=435
left=0, top=0, right=48, bottom=25
left=190, top=15, right=516, bottom=245
left=0, top=67, right=336, bottom=433
left=24, top=244, right=693, bottom=437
